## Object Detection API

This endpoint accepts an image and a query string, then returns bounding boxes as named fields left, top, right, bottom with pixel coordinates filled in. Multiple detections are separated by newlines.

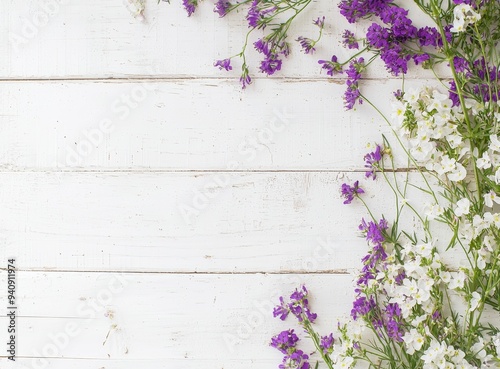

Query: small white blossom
left=448, top=271, right=466, bottom=290
left=403, top=328, right=426, bottom=354
left=425, top=203, right=445, bottom=220
left=451, top=4, right=481, bottom=33
left=484, top=191, right=500, bottom=208
left=455, top=198, right=471, bottom=217
left=477, top=152, right=492, bottom=169
left=469, top=291, right=481, bottom=311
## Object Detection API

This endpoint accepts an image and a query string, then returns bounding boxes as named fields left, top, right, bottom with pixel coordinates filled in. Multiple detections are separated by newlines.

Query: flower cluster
left=270, top=330, right=311, bottom=369
left=392, top=87, right=468, bottom=182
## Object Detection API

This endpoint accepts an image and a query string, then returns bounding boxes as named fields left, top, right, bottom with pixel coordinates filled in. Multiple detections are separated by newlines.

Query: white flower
left=403, top=328, right=426, bottom=354
left=448, top=162, right=466, bottom=181
left=455, top=198, right=471, bottom=217
left=448, top=271, right=466, bottom=290
left=447, top=133, right=463, bottom=148
left=392, top=101, right=407, bottom=126
left=490, top=134, right=500, bottom=152
left=334, top=355, right=354, bottom=369
left=415, top=242, right=433, bottom=258
left=474, top=213, right=491, bottom=233
left=492, top=333, right=500, bottom=356
left=425, top=203, right=445, bottom=220
left=483, top=212, right=500, bottom=228
left=440, top=271, right=451, bottom=283
left=477, top=152, right=492, bottom=169
left=495, top=167, right=500, bottom=184
left=469, top=291, right=481, bottom=311
left=451, top=4, right=481, bottom=33
left=484, top=191, right=500, bottom=208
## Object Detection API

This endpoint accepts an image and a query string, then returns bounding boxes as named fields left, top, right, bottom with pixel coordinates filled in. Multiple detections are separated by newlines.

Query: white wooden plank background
left=0, top=0, right=442, bottom=368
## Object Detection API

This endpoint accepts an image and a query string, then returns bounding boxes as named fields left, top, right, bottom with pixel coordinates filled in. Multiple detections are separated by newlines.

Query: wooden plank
left=0, top=78, right=434, bottom=170
left=1, top=0, right=447, bottom=80
left=0, top=171, right=452, bottom=273
left=0, top=272, right=355, bottom=366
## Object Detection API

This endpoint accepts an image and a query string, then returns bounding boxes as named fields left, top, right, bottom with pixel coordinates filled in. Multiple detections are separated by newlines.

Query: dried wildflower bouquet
left=168, top=0, right=500, bottom=368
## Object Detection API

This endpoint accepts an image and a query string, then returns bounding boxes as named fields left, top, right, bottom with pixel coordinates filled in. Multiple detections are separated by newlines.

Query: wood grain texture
left=0, top=171, right=411, bottom=273
left=0, top=273, right=355, bottom=367
left=0, top=78, right=437, bottom=170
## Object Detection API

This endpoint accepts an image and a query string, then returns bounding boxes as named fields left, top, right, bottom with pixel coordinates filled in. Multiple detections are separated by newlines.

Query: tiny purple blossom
left=364, top=144, right=383, bottom=179
left=259, top=55, right=282, bottom=75
left=240, top=67, right=252, bottom=89
left=214, top=58, right=232, bottom=71
left=351, top=295, right=376, bottom=320
left=254, top=39, right=271, bottom=56
left=413, top=53, right=430, bottom=66
left=342, top=29, right=359, bottom=49
left=318, top=55, right=343, bottom=76
left=281, top=350, right=310, bottom=369
left=182, top=0, right=197, bottom=16
left=270, top=329, right=299, bottom=354
left=273, top=296, right=290, bottom=321
left=297, top=36, right=316, bottom=54
left=319, top=333, right=334, bottom=354
left=313, top=16, right=325, bottom=28
left=214, top=0, right=231, bottom=17
left=341, top=180, right=364, bottom=204
left=246, top=0, right=260, bottom=27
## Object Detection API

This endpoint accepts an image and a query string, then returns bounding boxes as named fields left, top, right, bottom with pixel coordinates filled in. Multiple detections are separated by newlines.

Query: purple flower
left=394, top=270, right=405, bottom=285
left=385, top=303, right=403, bottom=341
left=240, top=67, right=252, bottom=89
left=351, top=295, right=376, bottom=320
left=342, top=30, right=359, bottom=49
left=343, top=58, right=365, bottom=109
left=379, top=6, right=417, bottom=40
left=214, top=58, right=232, bottom=71
left=246, top=0, right=276, bottom=28
left=452, top=57, right=469, bottom=73
left=366, top=23, right=390, bottom=49
left=364, top=144, right=383, bottom=179
left=432, top=310, right=442, bottom=320
left=417, top=26, right=442, bottom=48
left=259, top=55, right=282, bottom=75
left=274, top=286, right=317, bottom=324
left=339, top=0, right=391, bottom=23
left=182, top=0, right=197, bottom=16
left=380, top=45, right=410, bottom=75
left=341, top=180, right=364, bottom=204
left=273, top=296, right=290, bottom=321
left=246, top=0, right=260, bottom=27
left=393, top=89, right=404, bottom=100
left=289, top=286, right=317, bottom=323
left=449, top=80, right=460, bottom=106
left=297, top=36, right=316, bottom=54
left=319, top=333, right=334, bottom=354
left=280, top=350, right=310, bottom=369
left=270, top=329, right=299, bottom=354
left=318, top=55, right=343, bottom=76
left=313, top=16, right=325, bottom=28
left=359, top=218, right=388, bottom=246
left=254, top=39, right=271, bottom=56
left=214, top=0, right=231, bottom=17
left=413, top=53, right=430, bottom=66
